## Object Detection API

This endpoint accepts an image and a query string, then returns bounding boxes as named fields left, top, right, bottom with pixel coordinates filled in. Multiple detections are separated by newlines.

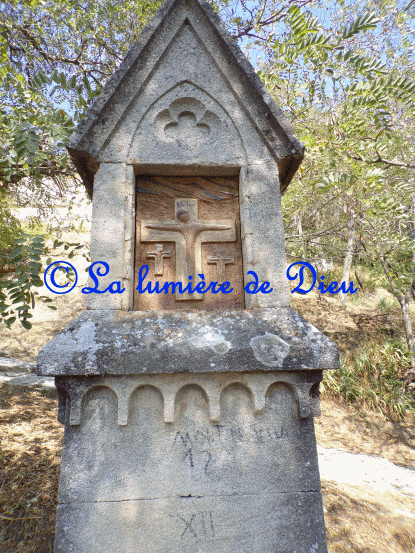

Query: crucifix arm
left=193, top=223, right=232, bottom=233
left=144, top=222, right=181, bottom=232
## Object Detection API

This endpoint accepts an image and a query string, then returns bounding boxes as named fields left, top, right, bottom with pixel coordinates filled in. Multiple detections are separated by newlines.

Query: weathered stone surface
left=45, top=1, right=336, bottom=551
left=55, top=492, right=326, bottom=553
left=54, top=372, right=327, bottom=553
left=37, top=308, right=339, bottom=376
left=87, top=162, right=135, bottom=310
left=66, top=0, right=304, bottom=198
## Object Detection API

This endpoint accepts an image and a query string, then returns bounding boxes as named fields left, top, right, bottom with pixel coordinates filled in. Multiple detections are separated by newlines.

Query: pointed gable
left=67, top=0, right=304, bottom=198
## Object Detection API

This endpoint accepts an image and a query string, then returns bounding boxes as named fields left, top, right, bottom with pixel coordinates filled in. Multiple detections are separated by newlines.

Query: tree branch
left=345, top=151, right=415, bottom=170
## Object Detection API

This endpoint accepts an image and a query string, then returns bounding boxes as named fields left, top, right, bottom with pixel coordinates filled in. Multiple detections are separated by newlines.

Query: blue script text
left=286, top=261, right=358, bottom=295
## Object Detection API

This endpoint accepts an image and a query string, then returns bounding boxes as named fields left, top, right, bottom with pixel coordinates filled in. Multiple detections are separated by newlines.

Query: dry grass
left=0, top=384, right=61, bottom=553
left=291, top=291, right=415, bottom=419
left=315, top=398, right=415, bottom=467
left=323, top=481, right=415, bottom=552
left=290, top=289, right=411, bottom=357
left=1, top=383, right=414, bottom=552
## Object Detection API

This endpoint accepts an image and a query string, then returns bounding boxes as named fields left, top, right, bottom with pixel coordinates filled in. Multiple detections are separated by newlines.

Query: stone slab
left=56, top=373, right=322, bottom=503
left=0, top=357, right=36, bottom=373
left=54, top=371, right=327, bottom=553
left=37, top=308, right=339, bottom=376
left=0, top=373, right=55, bottom=388
left=55, top=492, right=327, bottom=553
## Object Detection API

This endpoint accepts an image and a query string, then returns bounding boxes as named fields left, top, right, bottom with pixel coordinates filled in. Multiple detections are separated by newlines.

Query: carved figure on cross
left=141, top=198, right=236, bottom=300
left=146, top=244, right=171, bottom=276
left=208, top=252, right=235, bottom=283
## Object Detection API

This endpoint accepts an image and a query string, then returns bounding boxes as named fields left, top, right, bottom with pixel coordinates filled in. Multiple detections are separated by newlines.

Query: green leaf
left=5, top=317, right=16, bottom=326
left=341, top=12, right=379, bottom=41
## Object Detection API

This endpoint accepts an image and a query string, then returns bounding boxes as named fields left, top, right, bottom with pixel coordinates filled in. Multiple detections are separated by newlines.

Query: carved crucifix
left=146, top=244, right=171, bottom=276
left=208, top=252, right=235, bottom=283
left=141, top=198, right=236, bottom=300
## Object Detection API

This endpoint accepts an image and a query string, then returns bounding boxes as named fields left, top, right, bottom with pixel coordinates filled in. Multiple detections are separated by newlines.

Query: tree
left=0, top=0, right=164, bottom=327
left=1, top=0, right=414, bottom=365
left=263, top=0, right=415, bottom=376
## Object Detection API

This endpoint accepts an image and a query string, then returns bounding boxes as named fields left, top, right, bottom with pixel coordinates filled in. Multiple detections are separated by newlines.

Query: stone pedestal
left=38, top=309, right=338, bottom=553
left=39, top=1, right=340, bottom=549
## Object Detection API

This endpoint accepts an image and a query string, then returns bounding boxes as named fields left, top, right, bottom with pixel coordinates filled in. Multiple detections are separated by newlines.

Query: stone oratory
left=37, top=0, right=339, bottom=551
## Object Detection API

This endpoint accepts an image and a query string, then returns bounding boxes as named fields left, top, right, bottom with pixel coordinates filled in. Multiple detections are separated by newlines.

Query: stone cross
left=146, top=244, right=171, bottom=275
left=141, top=198, right=236, bottom=300
left=207, top=252, right=235, bottom=282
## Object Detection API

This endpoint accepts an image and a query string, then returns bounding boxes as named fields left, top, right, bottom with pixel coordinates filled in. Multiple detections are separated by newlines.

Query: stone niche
left=37, top=0, right=339, bottom=552
left=134, top=175, right=244, bottom=310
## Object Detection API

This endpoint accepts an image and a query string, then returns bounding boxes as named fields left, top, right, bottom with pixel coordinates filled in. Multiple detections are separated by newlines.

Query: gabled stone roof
left=67, top=0, right=304, bottom=198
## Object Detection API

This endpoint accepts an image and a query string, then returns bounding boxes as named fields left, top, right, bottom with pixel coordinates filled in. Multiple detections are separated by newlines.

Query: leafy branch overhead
left=266, top=0, right=414, bottom=375
left=0, top=0, right=414, bottom=379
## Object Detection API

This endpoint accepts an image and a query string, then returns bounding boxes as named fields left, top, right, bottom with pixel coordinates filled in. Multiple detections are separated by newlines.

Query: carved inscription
left=134, top=176, right=244, bottom=310
left=173, top=425, right=285, bottom=471
left=173, top=511, right=215, bottom=541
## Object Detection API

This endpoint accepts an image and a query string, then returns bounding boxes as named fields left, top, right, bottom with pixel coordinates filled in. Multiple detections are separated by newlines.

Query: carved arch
left=128, top=80, right=247, bottom=163
left=80, top=385, right=118, bottom=427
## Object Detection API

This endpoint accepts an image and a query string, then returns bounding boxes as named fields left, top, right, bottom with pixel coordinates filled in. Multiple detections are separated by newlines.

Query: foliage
left=260, top=0, right=415, bottom=369
left=0, top=0, right=164, bottom=199
left=0, top=188, right=23, bottom=272
left=322, top=338, right=415, bottom=419
left=0, top=0, right=160, bottom=327
left=1, top=0, right=414, bottom=343
left=268, top=1, right=415, bottom=268
left=0, top=233, right=86, bottom=330
left=0, top=233, right=48, bottom=330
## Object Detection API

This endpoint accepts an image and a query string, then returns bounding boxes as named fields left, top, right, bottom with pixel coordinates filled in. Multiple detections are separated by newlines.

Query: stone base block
left=55, top=492, right=326, bottom=553
left=55, top=371, right=327, bottom=553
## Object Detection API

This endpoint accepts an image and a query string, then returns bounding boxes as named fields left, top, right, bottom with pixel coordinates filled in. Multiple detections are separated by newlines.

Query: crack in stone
left=58, top=490, right=321, bottom=506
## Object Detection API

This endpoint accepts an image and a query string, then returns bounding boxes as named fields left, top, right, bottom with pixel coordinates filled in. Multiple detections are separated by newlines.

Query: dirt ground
left=315, top=398, right=415, bottom=467
left=1, top=383, right=414, bottom=553
left=0, top=385, right=61, bottom=553
left=290, top=289, right=413, bottom=357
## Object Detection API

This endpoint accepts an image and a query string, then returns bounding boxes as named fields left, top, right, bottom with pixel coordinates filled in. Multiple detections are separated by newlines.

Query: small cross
left=207, top=252, right=235, bottom=283
left=146, top=244, right=171, bottom=276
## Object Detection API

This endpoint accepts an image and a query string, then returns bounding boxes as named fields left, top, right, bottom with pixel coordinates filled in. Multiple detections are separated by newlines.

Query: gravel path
left=1, top=366, right=414, bottom=497
left=0, top=370, right=54, bottom=388
left=318, top=445, right=415, bottom=497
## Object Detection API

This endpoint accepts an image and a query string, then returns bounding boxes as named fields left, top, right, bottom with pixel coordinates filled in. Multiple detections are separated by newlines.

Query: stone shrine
left=37, top=0, right=339, bottom=551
